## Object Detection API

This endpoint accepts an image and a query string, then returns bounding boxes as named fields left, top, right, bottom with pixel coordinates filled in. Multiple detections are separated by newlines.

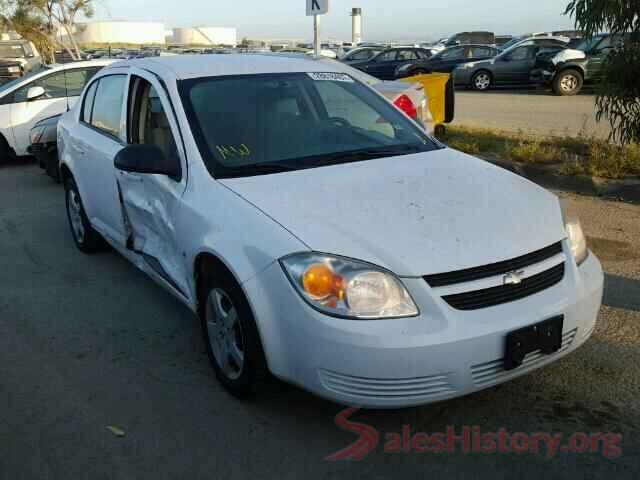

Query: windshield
left=0, top=43, right=26, bottom=58
left=498, top=37, right=525, bottom=51
left=180, top=72, right=438, bottom=178
left=574, top=35, right=606, bottom=52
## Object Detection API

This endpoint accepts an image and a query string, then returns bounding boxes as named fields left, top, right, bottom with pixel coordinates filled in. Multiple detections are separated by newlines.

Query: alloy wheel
left=67, top=189, right=85, bottom=243
left=474, top=73, right=491, bottom=90
left=206, top=287, right=245, bottom=380
left=560, top=74, right=579, bottom=93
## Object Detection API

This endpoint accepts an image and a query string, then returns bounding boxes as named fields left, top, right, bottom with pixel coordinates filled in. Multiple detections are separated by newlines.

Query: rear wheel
left=200, top=271, right=269, bottom=397
left=64, top=177, right=103, bottom=253
left=472, top=71, right=492, bottom=91
left=553, top=69, right=583, bottom=96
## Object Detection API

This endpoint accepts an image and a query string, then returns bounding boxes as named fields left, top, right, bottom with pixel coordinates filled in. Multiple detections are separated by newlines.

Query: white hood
left=221, top=149, right=566, bottom=276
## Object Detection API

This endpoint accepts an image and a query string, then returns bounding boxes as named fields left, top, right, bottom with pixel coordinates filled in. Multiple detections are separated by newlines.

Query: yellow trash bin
left=399, top=73, right=455, bottom=133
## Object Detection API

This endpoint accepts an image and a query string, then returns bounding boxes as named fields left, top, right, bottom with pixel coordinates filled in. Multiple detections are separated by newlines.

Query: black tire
left=0, top=135, right=10, bottom=165
left=46, top=153, right=61, bottom=184
left=471, top=70, right=492, bottom=91
left=199, top=271, right=269, bottom=397
left=553, top=69, right=583, bottom=96
left=64, top=177, right=103, bottom=253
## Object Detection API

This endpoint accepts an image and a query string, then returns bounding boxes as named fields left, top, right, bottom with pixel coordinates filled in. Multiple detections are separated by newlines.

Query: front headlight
left=561, top=204, right=588, bottom=265
left=7, top=66, right=21, bottom=73
left=280, top=252, right=419, bottom=319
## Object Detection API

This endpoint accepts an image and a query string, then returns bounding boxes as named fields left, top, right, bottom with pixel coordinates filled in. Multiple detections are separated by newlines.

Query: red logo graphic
left=324, top=407, right=379, bottom=461
left=325, top=407, right=623, bottom=460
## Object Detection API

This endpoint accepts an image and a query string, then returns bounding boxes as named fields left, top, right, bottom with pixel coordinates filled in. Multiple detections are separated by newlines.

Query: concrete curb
left=485, top=157, right=640, bottom=205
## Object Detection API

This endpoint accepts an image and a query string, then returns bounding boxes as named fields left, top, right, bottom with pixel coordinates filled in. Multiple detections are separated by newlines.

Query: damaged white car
left=58, top=55, right=604, bottom=408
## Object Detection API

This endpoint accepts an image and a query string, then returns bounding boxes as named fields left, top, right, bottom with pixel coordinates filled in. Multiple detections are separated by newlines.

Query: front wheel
left=553, top=69, right=583, bottom=96
left=472, top=71, right=492, bottom=91
left=200, top=272, right=269, bottom=397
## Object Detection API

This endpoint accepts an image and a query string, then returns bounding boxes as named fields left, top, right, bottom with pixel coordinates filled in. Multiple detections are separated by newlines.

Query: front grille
left=424, top=242, right=563, bottom=287
left=318, top=370, right=456, bottom=400
left=0, top=66, right=19, bottom=77
left=441, top=262, right=565, bottom=310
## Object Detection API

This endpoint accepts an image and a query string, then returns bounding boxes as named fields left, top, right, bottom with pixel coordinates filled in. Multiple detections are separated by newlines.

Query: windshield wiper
left=216, top=145, right=427, bottom=178
left=216, top=162, right=300, bottom=178
left=298, top=144, right=426, bottom=167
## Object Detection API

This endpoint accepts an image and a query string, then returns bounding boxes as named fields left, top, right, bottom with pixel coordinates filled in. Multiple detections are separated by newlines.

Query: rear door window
left=397, top=50, right=419, bottom=61
left=89, top=75, right=126, bottom=138
left=375, top=51, right=398, bottom=62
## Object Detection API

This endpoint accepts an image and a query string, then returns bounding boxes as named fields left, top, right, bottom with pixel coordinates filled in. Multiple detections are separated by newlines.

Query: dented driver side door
left=116, top=70, right=190, bottom=300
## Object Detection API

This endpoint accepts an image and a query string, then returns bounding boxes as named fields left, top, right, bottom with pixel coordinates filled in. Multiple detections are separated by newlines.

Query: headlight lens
left=7, top=66, right=20, bottom=73
left=561, top=204, right=588, bottom=265
left=280, top=253, right=419, bottom=319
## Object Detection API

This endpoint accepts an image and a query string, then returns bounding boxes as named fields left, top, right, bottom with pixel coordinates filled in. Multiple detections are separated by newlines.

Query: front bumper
left=243, top=246, right=604, bottom=408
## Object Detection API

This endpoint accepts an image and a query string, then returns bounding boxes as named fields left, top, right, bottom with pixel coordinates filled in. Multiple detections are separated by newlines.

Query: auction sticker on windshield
left=307, top=72, right=354, bottom=82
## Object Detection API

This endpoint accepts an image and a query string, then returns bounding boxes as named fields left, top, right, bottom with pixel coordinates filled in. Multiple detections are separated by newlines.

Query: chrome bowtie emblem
left=503, top=270, right=525, bottom=285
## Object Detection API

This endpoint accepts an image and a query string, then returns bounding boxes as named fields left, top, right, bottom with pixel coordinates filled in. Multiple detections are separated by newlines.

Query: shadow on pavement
left=604, top=273, right=640, bottom=313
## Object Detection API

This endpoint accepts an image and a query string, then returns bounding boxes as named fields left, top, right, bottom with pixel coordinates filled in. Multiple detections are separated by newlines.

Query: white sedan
left=0, top=59, right=113, bottom=160
left=58, top=55, right=603, bottom=408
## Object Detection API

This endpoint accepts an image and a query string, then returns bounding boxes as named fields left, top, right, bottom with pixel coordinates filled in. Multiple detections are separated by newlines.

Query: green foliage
left=565, top=0, right=640, bottom=145
left=436, top=125, right=640, bottom=179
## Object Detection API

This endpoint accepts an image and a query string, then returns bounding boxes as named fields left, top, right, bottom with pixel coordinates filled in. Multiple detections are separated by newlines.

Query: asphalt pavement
left=1, top=163, right=638, bottom=479
left=454, top=89, right=612, bottom=139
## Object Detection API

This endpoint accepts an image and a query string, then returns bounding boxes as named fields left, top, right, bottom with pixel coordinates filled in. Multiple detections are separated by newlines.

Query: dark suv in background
left=349, top=47, right=433, bottom=80
left=395, top=44, right=499, bottom=78
left=453, top=38, right=568, bottom=90
left=531, top=34, right=626, bottom=95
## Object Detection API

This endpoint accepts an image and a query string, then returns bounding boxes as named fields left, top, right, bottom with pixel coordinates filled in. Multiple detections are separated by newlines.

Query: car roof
left=47, top=59, right=116, bottom=71
left=105, top=54, right=351, bottom=80
left=442, top=44, right=497, bottom=49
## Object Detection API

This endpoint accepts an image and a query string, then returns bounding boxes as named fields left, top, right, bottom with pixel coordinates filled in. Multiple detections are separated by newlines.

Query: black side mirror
left=114, top=144, right=181, bottom=181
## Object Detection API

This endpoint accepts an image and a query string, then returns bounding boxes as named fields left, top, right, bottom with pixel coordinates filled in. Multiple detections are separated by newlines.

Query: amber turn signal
left=302, top=263, right=344, bottom=299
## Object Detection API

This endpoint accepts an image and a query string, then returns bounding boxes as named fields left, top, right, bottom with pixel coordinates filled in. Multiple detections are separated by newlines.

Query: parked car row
left=348, top=33, right=621, bottom=96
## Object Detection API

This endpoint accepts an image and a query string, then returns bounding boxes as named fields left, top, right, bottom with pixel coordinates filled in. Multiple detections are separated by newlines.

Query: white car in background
left=0, top=59, right=113, bottom=161
left=58, top=55, right=603, bottom=408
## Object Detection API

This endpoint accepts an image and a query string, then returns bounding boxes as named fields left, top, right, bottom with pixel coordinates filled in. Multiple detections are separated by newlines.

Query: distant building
left=67, top=21, right=167, bottom=45
left=168, top=27, right=237, bottom=47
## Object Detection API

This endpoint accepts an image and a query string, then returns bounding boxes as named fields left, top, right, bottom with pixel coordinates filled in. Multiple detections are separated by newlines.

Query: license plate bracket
left=504, top=316, right=564, bottom=371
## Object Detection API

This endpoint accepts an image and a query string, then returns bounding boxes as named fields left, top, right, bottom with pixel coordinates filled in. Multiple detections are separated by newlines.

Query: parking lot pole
left=314, top=15, right=320, bottom=57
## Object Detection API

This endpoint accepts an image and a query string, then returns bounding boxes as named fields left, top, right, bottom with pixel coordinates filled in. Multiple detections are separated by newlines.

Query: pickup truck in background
left=0, top=40, right=43, bottom=83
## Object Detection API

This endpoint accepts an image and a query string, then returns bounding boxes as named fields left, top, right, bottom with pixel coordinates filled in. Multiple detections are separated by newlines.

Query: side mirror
left=27, top=86, right=45, bottom=101
left=114, top=144, right=181, bottom=181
